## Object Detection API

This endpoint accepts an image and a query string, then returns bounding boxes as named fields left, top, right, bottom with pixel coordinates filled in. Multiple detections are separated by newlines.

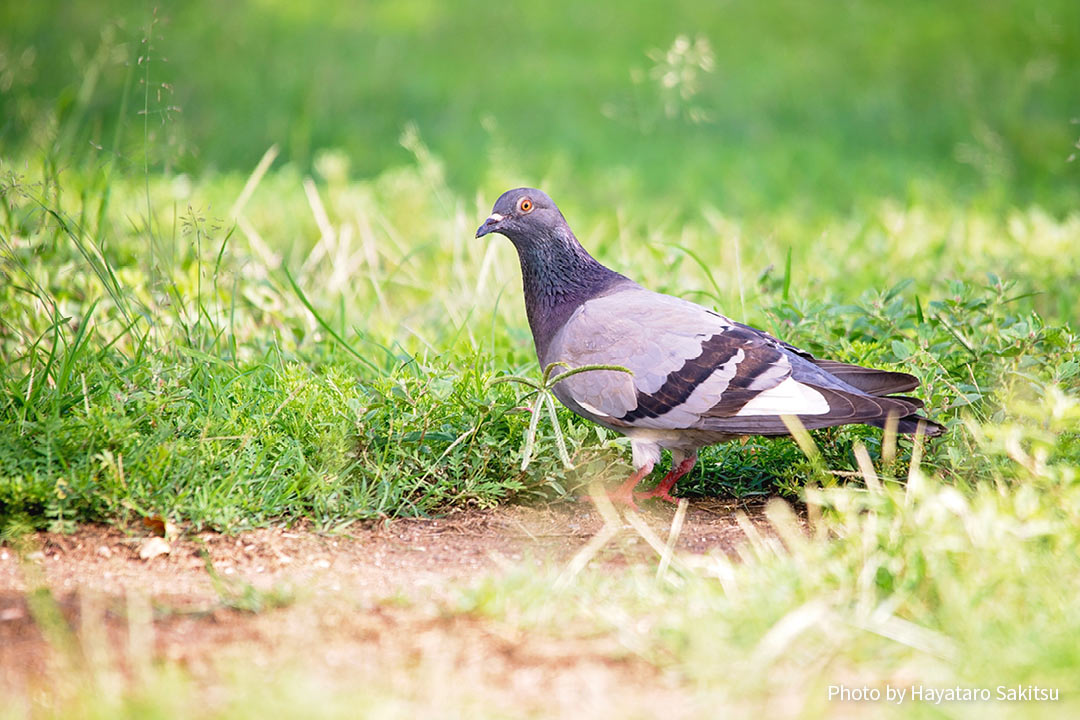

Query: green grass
left=10, top=434, right=1080, bottom=717
left=455, top=446, right=1080, bottom=717
left=2, top=143, right=1078, bottom=532
left=3, top=0, right=1080, bottom=715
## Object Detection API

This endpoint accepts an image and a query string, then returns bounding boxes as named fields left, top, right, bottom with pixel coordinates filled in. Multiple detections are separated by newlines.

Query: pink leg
left=607, top=465, right=652, bottom=512
left=636, top=456, right=697, bottom=504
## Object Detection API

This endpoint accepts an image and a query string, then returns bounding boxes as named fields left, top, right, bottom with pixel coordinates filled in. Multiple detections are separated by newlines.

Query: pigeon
left=476, top=188, right=944, bottom=508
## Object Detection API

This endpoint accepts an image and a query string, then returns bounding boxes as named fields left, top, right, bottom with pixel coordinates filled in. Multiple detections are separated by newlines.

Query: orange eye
left=519, top=198, right=533, bottom=213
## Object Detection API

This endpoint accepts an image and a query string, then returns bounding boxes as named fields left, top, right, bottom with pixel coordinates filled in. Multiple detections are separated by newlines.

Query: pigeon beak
left=475, top=213, right=504, bottom=238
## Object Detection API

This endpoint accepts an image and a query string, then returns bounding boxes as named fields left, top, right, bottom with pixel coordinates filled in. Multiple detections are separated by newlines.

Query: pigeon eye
left=519, top=198, right=533, bottom=213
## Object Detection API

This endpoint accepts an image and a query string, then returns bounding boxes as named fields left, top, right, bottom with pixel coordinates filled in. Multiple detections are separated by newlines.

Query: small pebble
left=0, top=607, right=24, bottom=621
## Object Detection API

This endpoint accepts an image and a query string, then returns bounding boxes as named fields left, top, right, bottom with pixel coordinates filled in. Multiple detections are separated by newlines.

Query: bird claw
left=634, top=488, right=680, bottom=504
left=601, top=466, right=652, bottom=512
left=605, top=487, right=641, bottom=512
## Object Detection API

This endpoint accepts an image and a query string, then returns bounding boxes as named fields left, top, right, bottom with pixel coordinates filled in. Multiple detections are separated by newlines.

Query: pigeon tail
left=866, top=413, right=946, bottom=437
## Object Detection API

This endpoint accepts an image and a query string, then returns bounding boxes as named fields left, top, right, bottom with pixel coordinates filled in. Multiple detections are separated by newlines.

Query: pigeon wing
left=545, top=289, right=797, bottom=429
left=545, top=288, right=927, bottom=435
left=729, top=320, right=921, bottom=397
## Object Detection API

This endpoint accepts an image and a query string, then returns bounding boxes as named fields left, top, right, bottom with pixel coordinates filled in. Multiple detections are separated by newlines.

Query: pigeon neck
left=512, top=226, right=624, bottom=362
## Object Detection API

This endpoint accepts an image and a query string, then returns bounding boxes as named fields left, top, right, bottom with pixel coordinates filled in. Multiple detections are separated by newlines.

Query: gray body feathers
left=477, top=187, right=943, bottom=476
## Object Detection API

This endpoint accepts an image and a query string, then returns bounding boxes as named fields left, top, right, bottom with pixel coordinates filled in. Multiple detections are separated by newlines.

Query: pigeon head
left=476, top=187, right=629, bottom=363
left=475, top=187, right=566, bottom=244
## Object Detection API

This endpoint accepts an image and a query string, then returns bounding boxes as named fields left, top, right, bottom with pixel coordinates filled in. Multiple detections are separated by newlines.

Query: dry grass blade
left=622, top=511, right=688, bottom=576
left=909, top=420, right=926, bottom=476
left=853, top=614, right=957, bottom=661
left=906, top=421, right=927, bottom=504
left=555, top=484, right=621, bottom=588
left=751, top=600, right=831, bottom=666
left=301, top=176, right=337, bottom=274
left=733, top=510, right=770, bottom=558
left=764, top=498, right=807, bottom=556
left=804, top=483, right=825, bottom=539
left=126, top=592, right=153, bottom=681
left=236, top=214, right=280, bottom=269
left=853, top=441, right=882, bottom=494
left=657, top=499, right=688, bottom=581
left=555, top=523, right=619, bottom=590
left=228, top=144, right=279, bottom=219
left=780, top=413, right=829, bottom=538
left=779, top=414, right=820, bottom=464
left=589, top=482, right=622, bottom=528
left=78, top=590, right=120, bottom=694
left=882, top=412, right=899, bottom=465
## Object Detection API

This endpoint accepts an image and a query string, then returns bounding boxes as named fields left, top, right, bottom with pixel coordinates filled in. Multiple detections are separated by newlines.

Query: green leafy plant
left=487, top=361, right=632, bottom=470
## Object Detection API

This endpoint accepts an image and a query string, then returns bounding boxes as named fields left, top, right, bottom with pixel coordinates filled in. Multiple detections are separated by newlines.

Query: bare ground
left=0, top=498, right=784, bottom=718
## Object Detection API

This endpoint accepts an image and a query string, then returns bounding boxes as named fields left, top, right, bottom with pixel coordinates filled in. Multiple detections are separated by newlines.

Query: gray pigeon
left=476, top=188, right=944, bottom=508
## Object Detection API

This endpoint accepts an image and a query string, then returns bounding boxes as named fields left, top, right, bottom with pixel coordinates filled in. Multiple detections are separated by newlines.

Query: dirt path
left=1, top=499, right=781, bottom=718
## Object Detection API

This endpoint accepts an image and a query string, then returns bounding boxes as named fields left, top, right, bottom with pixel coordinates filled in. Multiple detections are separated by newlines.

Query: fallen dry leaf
left=138, top=537, right=171, bottom=560
left=143, top=514, right=180, bottom=541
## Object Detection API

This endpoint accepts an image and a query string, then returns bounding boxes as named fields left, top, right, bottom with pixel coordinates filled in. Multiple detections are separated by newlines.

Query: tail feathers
left=881, top=395, right=924, bottom=409
left=812, top=359, right=920, bottom=396
left=811, top=359, right=945, bottom=436
left=866, top=413, right=946, bottom=437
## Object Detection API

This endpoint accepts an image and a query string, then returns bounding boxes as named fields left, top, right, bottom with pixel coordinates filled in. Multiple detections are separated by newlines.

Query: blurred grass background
left=3, top=0, right=1078, bottom=215
left=4, top=2, right=1080, bottom=717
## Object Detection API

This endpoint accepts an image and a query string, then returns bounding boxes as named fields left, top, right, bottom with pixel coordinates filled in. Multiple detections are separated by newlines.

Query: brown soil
left=0, top=498, right=784, bottom=718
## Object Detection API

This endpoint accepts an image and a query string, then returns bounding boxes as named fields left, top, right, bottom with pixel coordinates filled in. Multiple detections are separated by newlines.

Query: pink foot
left=602, top=466, right=651, bottom=512
left=607, top=484, right=641, bottom=512
left=635, top=486, right=680, bottom=504
left=634, top=456, right=696, bottom=505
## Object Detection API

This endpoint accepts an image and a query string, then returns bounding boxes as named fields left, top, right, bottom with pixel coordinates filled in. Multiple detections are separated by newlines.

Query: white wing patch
left=734, top=377, right=830, bottom=416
